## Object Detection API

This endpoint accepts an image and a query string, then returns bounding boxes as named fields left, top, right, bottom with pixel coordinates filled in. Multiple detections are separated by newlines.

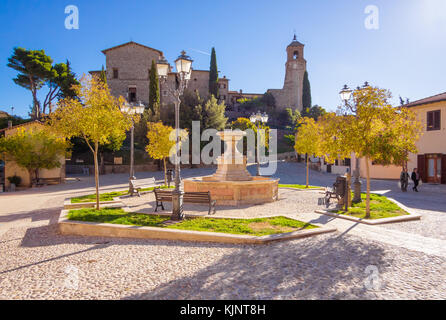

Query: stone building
left=90, top=41, right=229, bottom=107
left=90, top=35, right=307, bottom=112
left=267, top=35, right=307, bottom=111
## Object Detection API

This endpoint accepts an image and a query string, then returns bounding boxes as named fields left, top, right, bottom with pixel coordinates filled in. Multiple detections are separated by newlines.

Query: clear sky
left=1, top=0, right=445, bottom=117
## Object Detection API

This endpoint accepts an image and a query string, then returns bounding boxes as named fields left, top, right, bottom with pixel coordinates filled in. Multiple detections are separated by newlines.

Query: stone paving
left=0, top=161, right=445, bottom=299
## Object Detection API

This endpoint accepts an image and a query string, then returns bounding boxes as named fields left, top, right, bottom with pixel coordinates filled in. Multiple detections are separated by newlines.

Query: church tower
left=267, top=34, right=307, bottom=111
left=284, top=34, right=306, bottom=110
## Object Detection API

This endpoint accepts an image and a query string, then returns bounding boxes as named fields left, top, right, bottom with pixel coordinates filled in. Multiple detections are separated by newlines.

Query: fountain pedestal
left=184, top=131, right=279, bottom=206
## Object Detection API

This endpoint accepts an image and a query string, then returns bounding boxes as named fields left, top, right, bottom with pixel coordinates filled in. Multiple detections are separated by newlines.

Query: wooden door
left=426, top=154, right=442, bottom=184
left=417, top=154, right=427, bottom=183
left=442, top=155, right=446, bottom=185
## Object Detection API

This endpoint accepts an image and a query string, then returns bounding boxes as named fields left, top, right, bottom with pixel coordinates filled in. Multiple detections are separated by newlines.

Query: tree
left=145, top=122, right=176, bottom=186
left=209, top=47, right=219, bottom=98
left=302, top=71, right=312, bottom=110
left=0, top=126, right=69, bottom=185
left=294, top=117, right=323, bottom=188
left=48, top=75, right=133, bottom=209
left=148, top=60, right=160, bottom=113
left=301, top=105, right=326, bottom=121
left=43, top=60, right=79, bottom=114
left=201, top=95, right=227, bottom=131
left=7, top=47, right=54, bottom=119
left=323, top=86, right=422, bottom=218
left=99, top=65, right=107, bottom=84
left=285, top=107, right=301, bottom=129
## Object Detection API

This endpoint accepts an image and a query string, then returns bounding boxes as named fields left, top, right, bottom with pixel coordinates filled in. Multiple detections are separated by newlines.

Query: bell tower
left=283, top=34, right=306, bottom=110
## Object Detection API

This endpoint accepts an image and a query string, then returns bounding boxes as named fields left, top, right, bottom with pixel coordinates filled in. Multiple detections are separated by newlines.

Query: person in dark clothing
left=400, top=167, right=409, bottom=192
left=411, top=168, right=420, bottom=192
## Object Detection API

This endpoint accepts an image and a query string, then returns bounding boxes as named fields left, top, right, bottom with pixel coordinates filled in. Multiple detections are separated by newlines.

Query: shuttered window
left=427, top=110, right=441, bottom=131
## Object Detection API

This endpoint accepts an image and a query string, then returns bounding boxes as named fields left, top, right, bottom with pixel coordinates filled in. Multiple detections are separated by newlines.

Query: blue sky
left=1, top=0, right=445, bottom=117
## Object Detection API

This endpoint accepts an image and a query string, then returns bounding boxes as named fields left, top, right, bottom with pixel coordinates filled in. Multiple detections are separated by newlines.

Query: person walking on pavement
left=411, top=168, right=420, bottom=192
left=400, top=167, right=409, bottom=192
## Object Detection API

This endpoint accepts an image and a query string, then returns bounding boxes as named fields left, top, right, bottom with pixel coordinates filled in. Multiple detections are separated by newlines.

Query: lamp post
left=120, top=102, right=145, bottom=195
left=249, top=111, right=269, bottom=176
left=339, top=82, right=369, bottom=203
left=156, top=51, right=193, bottom=221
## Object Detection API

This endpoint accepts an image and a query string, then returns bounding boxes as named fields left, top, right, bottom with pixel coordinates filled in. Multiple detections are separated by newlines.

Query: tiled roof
left=403, top=92, right=446, bottom=108
left=101, top=41, right=163, bottom=55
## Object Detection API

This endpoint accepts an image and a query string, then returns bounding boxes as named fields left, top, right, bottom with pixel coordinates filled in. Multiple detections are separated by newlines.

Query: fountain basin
left=184, top=176, right=280, bottom=206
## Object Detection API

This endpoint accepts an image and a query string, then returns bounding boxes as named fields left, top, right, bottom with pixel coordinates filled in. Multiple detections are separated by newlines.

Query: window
left=113, top=68, right=119, bottom=79
left=427, top=110, right=441, bottom=131
left=128, top=87, right=136, bottom=102
left=293, top=51, right=299, bottom=59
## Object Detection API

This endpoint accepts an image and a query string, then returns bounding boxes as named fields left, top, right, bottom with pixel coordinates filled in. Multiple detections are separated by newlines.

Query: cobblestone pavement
left=0, top=162, right=445, bottom=299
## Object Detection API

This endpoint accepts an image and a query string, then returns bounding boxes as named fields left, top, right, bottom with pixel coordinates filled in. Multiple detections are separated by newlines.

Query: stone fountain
left=184, top=131, right=279, bottom=206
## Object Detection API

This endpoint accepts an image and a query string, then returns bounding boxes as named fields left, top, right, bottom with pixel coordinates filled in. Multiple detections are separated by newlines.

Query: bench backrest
left=130, top=177, right=156, bottom=188
left=154, top=189, right=211, bottom=203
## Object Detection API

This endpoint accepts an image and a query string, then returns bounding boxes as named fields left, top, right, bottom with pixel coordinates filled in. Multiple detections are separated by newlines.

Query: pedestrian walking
left=411, top=168, right=420, bottom=192
left=400, top=167, right=409, bottom=192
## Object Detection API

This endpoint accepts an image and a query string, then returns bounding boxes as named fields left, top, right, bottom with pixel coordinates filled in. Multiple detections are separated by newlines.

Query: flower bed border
left=58, top=209, right=336, bottom=245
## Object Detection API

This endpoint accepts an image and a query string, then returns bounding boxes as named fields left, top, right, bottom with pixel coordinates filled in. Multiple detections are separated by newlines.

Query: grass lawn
left=67, top=208, right=317, bottom=236
left=279, top=184, right=322, bottom=189
left=333, top=193, right=408, bottom=220
left=70, top=186, right=173, bottom=203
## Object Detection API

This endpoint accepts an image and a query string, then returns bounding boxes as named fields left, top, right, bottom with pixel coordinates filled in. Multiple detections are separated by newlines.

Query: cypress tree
left=209, top=47, right=219, bottom=98
left=100, top=65, right=107, bottom=84
left=302, top=70, right=312, bottom=110
left=148, top=59, right=160, bottom=112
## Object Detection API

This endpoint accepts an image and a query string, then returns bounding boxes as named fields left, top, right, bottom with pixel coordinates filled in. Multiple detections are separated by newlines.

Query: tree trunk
left=306, top=154, right=309, bottom=188
left=163, top=158, right=167, bottom=186
left=365, top=156, right=371, bottom=218
left=94, top=142, right=100, bottom=210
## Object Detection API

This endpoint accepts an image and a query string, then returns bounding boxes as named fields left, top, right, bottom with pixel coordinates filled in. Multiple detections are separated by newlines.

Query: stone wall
left=105, top=43, right=161, bottom=105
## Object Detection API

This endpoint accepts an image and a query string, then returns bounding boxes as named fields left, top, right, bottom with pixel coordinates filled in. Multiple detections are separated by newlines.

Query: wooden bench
left=129, top=177, right=157, bottom=196
left=154, top=188, right=217, bottom=215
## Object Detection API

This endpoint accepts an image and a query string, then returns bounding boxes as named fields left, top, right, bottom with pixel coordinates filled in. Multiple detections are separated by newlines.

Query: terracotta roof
left=403, top=92, right=446, bottom=108
left=101, top=41, right=163, bottom=55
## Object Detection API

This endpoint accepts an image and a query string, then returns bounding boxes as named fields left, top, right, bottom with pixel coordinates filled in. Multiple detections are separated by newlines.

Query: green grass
left=333, top=193, right=409, bottom=220
left=70, top=185, right=173, bottom=203
left=279, top=184, right=321, bottom=189
left=67, top=208, right=317, bottom=236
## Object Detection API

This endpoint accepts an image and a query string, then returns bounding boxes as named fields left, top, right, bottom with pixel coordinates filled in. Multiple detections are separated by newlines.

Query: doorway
left=426, top=154, right=442, bottom=184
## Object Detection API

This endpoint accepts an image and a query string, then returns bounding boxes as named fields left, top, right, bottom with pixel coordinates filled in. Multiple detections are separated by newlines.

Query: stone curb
left=315, top=196, right=421, bottom=225
left=58, top=209, right=337, bottom=245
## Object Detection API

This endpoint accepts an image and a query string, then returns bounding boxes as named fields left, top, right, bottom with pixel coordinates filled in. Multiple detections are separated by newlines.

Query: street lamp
left=120, top=101, right=145, bottom=195
left=250, top=110, right=269, bottom=176
left=339, top=82, right=369, bottom=203
left=157, top=51, right=193, bottom=221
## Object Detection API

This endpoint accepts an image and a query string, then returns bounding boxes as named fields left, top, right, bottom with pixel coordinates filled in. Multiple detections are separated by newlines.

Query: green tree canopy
left=209, top=47, right=219, bottom=98
left=48, top=75, right=133, bottom=209
left=0, top=126, right=70, bottom=185
left=302, top=71, right=312, bottom=110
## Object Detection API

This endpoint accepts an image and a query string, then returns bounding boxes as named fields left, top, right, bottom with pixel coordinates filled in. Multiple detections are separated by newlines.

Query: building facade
left=90, top=41, right=229, bottom=108
left=405, top=92, right=446, bottom=184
